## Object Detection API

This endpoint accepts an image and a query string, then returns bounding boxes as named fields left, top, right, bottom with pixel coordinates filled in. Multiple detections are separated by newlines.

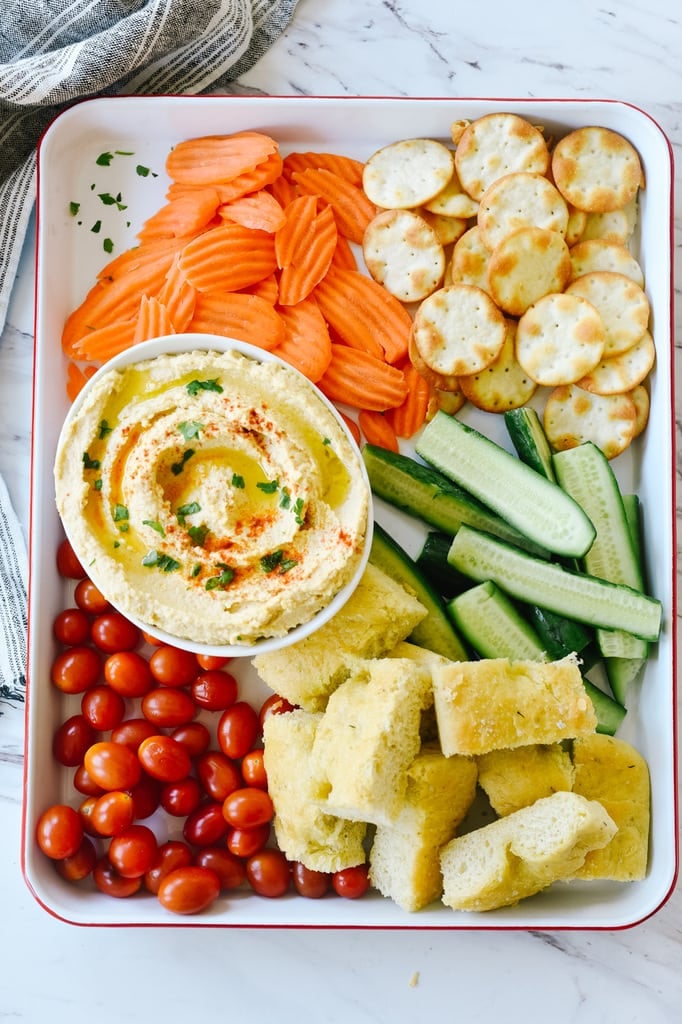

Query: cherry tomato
left=137, top=734, right=191, bottom=783
left=78, top=796, right=100, bottom=836
left=53, top=607, right=91, bottom=646
left=50, top=646, right=101, bottom=694
left=194, top=847, right=246, bottom=891
left=84, top=740, right=142, bottom=791
left=183, top=801, right=228, bottom=847
left=160, top=777, right=203, bottom=817
left=171, top=721, right=211, bottom=758
left=190, top=670, right=238, bottom=711
left=141, top=630, right=165, bottom=647
left=35, top=804, right=83, bottom=859
left=332, top=863, right=371, bottom=899
left=246, top=849, right=291, bottom=898
left=149, top=645, right=199, bottom=687
left=226, top=824, right=270, bottom=859
left=73, top=764, right=104, bottom=797
left=56, top=538, right=86, bottom=579
left=196, top=654, right=232, bottom=671
left=222, top=788, right=273, bottom=830
left=104, top=650, right=153, bottom=698
left=241, top=748, right=268, bottom=790
left=73, top=578, right=110, bottom=615
left=111, top=717, right=157, bottom=751
left=144, top=840, right=193, bottom=895
left=108, top=824, right=158, bottom=878
left=52, top=714, right=96, bottom=767
left=55, top=836, right=97, bottom=882
left=128, top=775, right=162, bottom=820
left=93, top=856, right=142, bottom=898
left=81, top=686, right=125, bottom=731
left=91, top=790, right=135, bottom=836
left=217, top=701, right=260, bottom=760
left=196, top=750, right=242, bottom=802
left=91, top=611, right=141, bottom=653
left=141, top=687, right=196, bottom=728
left=292, top=862, right=331, bottom=899
left=258, top=692, right=296, bottom=728
left=157, top=865, right=221, bottom=915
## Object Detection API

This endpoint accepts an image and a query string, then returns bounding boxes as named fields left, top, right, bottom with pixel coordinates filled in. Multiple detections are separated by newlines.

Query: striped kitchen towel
left=0, top=473, right=27, bottom=715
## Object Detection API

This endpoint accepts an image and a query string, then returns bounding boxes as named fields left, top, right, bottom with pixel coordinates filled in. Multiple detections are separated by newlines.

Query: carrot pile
left=62, top=130, right=434, bottom=447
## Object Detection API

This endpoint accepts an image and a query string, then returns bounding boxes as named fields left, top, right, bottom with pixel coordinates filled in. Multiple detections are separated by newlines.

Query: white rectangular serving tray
left=24, top=95, right=677, bottom=929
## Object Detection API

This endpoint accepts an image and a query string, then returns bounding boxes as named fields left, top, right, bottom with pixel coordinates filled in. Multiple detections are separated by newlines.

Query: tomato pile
left=36, top=538, right=371, bottom=915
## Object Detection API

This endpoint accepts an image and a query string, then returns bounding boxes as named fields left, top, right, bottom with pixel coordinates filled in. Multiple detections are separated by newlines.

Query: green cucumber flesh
left=447, top=581, right=546, bottom=661
left=582, top=680, right=627, bottom=736
left=416, top=412, right=596, bottom=558
left=448, top=525, right=662, bottom=642
left=504, top=407, right=556, bottom=481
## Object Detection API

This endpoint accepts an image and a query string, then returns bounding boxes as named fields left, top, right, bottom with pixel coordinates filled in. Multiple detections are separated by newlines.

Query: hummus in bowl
left=54, top=335, right=372, bottom=655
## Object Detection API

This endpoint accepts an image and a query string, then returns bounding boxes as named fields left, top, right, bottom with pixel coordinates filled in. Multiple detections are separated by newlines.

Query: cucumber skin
left=447, top=581, right=547, bottom=661
left=583, top=680, right=627, bottom=736
left=369, top=522, right=468, bottom=662
left=416, top=531, right=470, bottom=599
left=416, top=412, right=596, bottom=558
left=504, top=408, right=556, bottom=481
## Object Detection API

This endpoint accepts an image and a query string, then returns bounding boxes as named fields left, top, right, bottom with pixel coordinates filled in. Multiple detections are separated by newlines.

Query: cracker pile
left=361, top=113, right=653, bottom=459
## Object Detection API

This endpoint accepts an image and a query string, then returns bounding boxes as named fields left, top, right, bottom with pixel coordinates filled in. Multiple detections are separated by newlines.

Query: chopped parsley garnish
left=103, top=238, right=114, bottom=254
left=96, top=152, right=114, bottom=166
left=187, top=524, right=209, bottom=547
left=293, top=497, right=305, bottom=525
left=279, top=487, right=291, bottom=509
left=186, top=378, right=223, bottom=396
left=142, top=550, right=181, bottom=572
left=191, top=562, right=202, bottom=577
left=261, top=549, right=297, bottom=574
left=142, top=519, right=165, bottom=536
left=256, top=479, right=279, bottom=494
left=94, top=478, right=103, bottom=491
left=82, top=451, right=100, bottom=470
left=98, top=419, right=112, bottom=439
left=113, top=504, right=129, bottom=522
left=231, top=473, right=245, bottom=489
left=323, top=437, right=331, bottom=445
left=178, top=420, right=204, bottom=441
left=69, top=201, right=80, bottom=216
left=176, top=501, right=201, bottom=523
left=205, top=564, right=235, bottom=590
left=91, top=220, right=102, bottom=234
left=170, top=449, right=195, bottom=475
left=98, top=191, right=127, bottom=211
left=136, top=164, right=157, bottom=178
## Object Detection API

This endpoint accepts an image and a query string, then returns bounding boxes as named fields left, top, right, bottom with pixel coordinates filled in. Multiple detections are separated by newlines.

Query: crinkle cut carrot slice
left=283, top=151, right=365, bottom=187
left=272, top=299, right=332, bottom=383
left=291, top=167, right=377, bottom=244
left=165, top=132, right=279, bottom=185
left=241, top=273, right=279, bottom=305
left=95, top=236, right=186, bottom=282
left=329, top=233, right=358, bottom=272
left=386, top=362, right=432, bottom=439
left=188, top=291, right=286, bottom=351
left=70, top=319, right=138, bottom=362
left=268, top=174, right=299, bottom=208
left=317, top=344, right=409, bottom=412
left=339, top=411, right=361, bottom=448
left=66, top=360, right=98, bottom=401
left=212, top=151, right=284, bottom=204
left=132, top=295, right=175, bottom=345
left=278, top=206, right=338, bottom=307
left=178, top=223, right=278, bottom=292
left=312, top=268, right=412, bottom=364
left=275, top=195, right=318, bottom=270
left=136, top=188, right=221, bottom=242
left=218, top=190, right=286, bottom=233
left=358, top=409, right=400, bottom=452
left=157, top=255, right=197, bottom=332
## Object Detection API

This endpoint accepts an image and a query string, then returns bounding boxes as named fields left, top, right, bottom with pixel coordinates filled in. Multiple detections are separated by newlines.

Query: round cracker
left=408, top=330, right=462, bottom=392
left=411, top=283, right=507, bottom=377
left=565, top=204, right=588, bottom=246
left=458, top=319, right=537, bottom=412
left=423, top=171, right=479, bottom=219
left=579, top=198, right=638, bottom=245
left=363, top=208, right=445, bottom=302
left=363, top=138, right=455, bottom=209
left=551, top=126, right=644, bottom=213
left=419, top=209, right=469, bottom=247
left=575, top=329, right=655, bottom=395
left=568, top=238, right=644, bottom=287
left=565, top=270, right=650, bottom=357
left=477, top=172, right=569, bottom=251
left=426, top=385, right=468, bottom=420
left=454, top=113, right=550, bottom=202
left=629, top=384, right=650, bottom=438
left=448, top=226, right=492, bottom=293
left=487, top=226, right=572, bottom=317
left=515, top=292, right=606, bottom=387
left=543, top=384, right=637, bottom=460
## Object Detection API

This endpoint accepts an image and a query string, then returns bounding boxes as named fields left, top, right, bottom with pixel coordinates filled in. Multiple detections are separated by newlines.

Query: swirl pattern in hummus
left=54, top=349, right=370, bottom=646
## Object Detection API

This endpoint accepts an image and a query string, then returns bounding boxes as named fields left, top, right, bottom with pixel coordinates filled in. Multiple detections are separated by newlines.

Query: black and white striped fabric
left=0, top=0, right=298, bottom=715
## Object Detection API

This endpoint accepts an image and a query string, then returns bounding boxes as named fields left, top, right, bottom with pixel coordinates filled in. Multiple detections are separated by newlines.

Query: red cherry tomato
left=196, top=654, right=232, bottom=671
left=84, top=740, right=142, bottom=791
left=141, top=630, right=166, bottom=647
left=191, top=670, right=238, bottom=711
left=292, top=862, right=331, bottom=899
left=222, top=788, right=274, bottom=830
left=52, top=714, right=96, bottom=767
left=50, top=646, right=101, bottom=694
left=183, top=801, right=228, bottom=847
left=108, top=824, right=158, bottom=878
left=149, top=645, right=199, bottom=687
left=194, top=847, right=246, bottom=891
left=55, top=836, right=98, bottom=882
left=73, top=764, right=104, bottom=797
left=160, top=777, right=203, bottom=817
left=157, top=865, right=221, bottom=915
left=246, top=849, right=291, bottom=898
left=171, top=721, right=211, bottom=758
left=35, top=804, right=83, bottom=860
left=93, top=856, right=142, bottom=898
left=81, top=686, right=125, bottom=731
left=91, top=611, right=141, bottom=653
left=104, top=651, right=153, bottom=698
left=332, top=863, right=371, bottom=899
left=137, top=734, right=192, bottom=783
left=217, top=701, right=260, bottom=760
left=56, top=538, right=86, bottom=579
left=111, top=717, right=158, bottom=751
left=258, top=692, right=296, bottom=728
left=144, top=840, right=193, bottom=895
left=196, top=750, right=242, bottom=802
left=128, top=775, right=162, bottom=820
left=78, top=796, right=100, bottom=836
left=91, top=790, right=135, bottom=836
left=53, top=607, right=91, bottom=646
left=141, top=687, right=196, bottom=728
left=226, top=824, right=270, bottom=859
left=241, top=749, right=268, bottom=789
left=73, top=578, right=110, bottom=614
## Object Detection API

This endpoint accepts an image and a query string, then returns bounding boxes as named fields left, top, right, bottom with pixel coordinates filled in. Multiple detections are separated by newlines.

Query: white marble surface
left=1, top=0, right=681, bottom=1019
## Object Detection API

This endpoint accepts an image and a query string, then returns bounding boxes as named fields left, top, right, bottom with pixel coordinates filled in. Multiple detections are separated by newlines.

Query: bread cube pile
left=254, top=566, right=650, bottom=913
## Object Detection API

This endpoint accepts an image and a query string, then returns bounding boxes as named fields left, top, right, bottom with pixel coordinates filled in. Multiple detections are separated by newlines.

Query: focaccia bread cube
left=477, top=743, right=575, bottom=816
